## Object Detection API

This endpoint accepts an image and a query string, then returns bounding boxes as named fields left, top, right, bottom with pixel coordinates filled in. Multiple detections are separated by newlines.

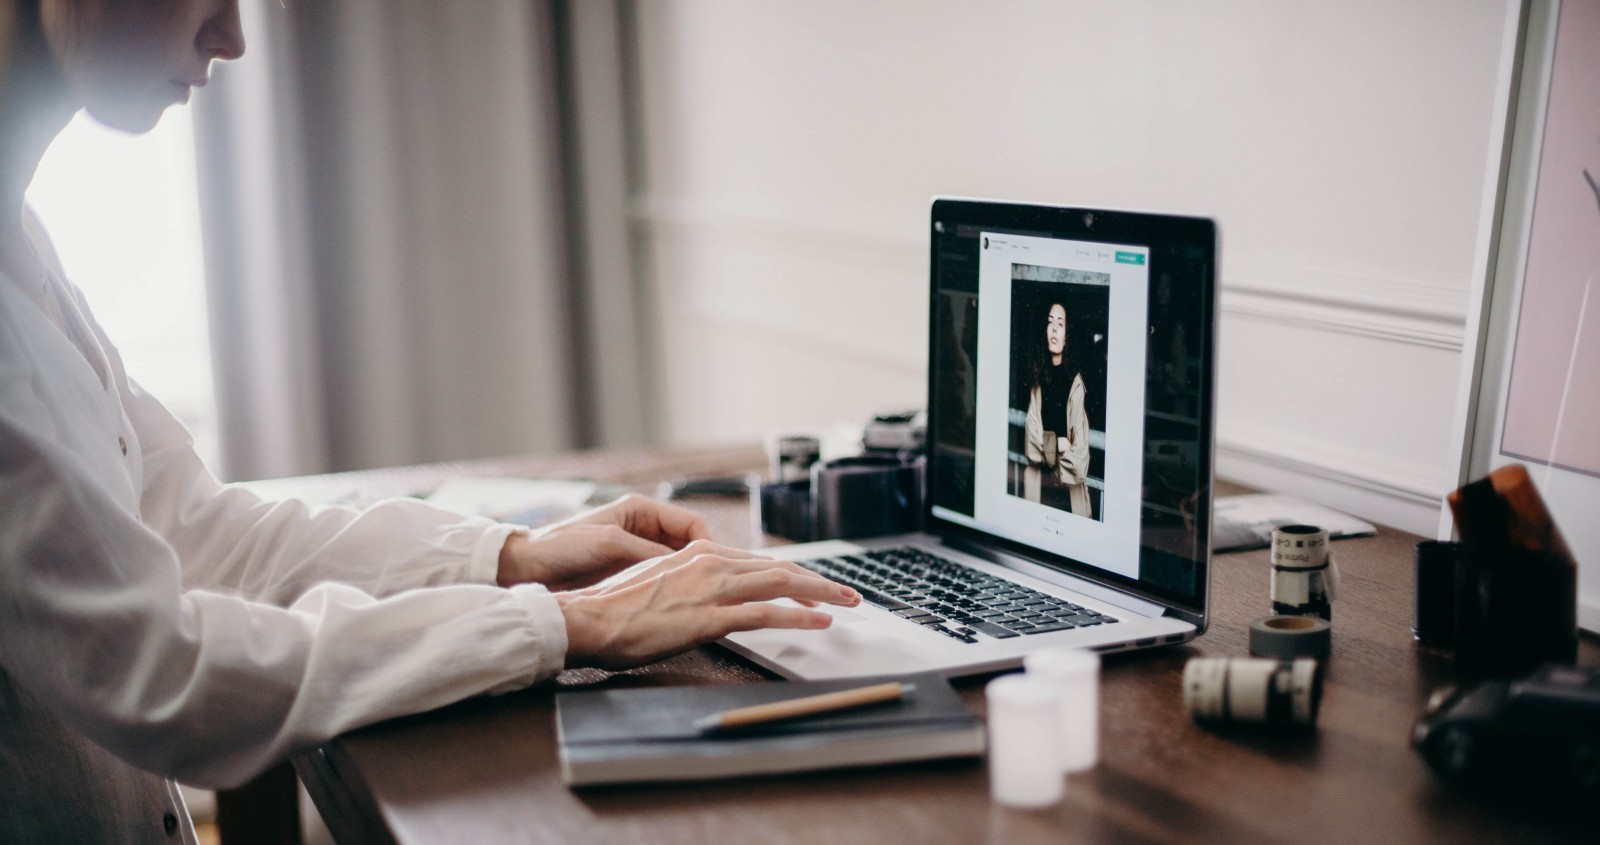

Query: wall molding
left=1222, top=262, right=1469, bottom=352
left=633, top=198, right=1472, bottom=353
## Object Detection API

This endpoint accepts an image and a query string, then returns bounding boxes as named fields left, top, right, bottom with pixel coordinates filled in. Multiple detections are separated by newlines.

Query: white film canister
left=985, top=674, right=1064, bottom=808
left=1023, top=648, right=1100, bottom=773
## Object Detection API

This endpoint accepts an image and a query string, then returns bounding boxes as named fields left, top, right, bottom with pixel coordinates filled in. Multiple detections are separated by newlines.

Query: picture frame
left=1443, top=0, right=1600, bottom=633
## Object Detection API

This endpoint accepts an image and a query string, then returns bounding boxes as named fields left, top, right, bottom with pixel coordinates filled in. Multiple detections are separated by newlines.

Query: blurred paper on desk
left=427, top=478, right=597, bottom=527
left=1213, top=494, right=1376, bottom=552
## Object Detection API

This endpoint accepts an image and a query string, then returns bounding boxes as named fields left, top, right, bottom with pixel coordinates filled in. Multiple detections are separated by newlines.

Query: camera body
left=1412, top=663, right=1600, bottom=795
left=758, top=412, right=926, bottom=543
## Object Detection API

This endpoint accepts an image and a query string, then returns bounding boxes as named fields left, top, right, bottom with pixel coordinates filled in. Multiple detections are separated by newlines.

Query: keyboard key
left=893, top=608, right=932, bottom=620
left=1027, top=620, right=1078, bottom=634
left=968, top=619, right=1021, bottom=639
left=864, top=593, right=911, bottom=611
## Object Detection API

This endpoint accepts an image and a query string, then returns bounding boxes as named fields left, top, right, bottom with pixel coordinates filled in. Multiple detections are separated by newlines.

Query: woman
left=0, top=3, right=857, bottom=842
left=1022, top=300, right=1092, bottom=517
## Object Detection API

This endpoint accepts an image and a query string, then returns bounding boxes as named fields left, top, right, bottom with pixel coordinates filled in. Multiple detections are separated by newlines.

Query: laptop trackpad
left=827, top=606, right=867, bottom=624
left=726, top=604, right=930, bottom=679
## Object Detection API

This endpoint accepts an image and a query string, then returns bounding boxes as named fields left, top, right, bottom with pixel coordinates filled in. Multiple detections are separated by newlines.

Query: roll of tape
left=1248, top=615, right=1332, bottom=659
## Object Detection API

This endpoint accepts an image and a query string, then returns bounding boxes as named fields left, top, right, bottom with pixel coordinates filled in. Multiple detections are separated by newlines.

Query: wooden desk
left=287, top=445, right=1597, bottom=844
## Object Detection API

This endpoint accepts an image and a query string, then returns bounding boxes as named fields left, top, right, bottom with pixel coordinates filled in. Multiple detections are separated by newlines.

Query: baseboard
left=1216, top=428, right=1446, bottom=536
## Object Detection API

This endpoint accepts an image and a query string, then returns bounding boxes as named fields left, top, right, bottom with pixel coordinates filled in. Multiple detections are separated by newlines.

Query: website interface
left=928, top=209, right=1211, bottom=606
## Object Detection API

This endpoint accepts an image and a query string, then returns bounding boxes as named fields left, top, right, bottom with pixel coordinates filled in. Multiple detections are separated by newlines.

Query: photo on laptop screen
left=1005, top=263, right=1111, bottom=522
left=974, top=233, right=1149, bottom=580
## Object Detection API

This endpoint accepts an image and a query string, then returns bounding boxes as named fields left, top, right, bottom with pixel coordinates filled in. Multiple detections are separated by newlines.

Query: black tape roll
left=1248, top=615, right=1332, bottom=659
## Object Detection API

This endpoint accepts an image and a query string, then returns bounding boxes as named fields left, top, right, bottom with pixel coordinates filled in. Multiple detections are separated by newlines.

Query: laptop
left=722, top=198, right=1218, bottom=680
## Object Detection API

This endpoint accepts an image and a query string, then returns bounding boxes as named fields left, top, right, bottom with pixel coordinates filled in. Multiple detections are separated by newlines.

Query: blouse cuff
left=467, top=522, right=523, bottom=586
left=486, top=583, right=569, bottom=693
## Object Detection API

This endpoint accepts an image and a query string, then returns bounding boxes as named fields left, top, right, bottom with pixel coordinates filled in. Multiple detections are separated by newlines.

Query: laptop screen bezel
left=924, top=197, right=1217, bottom=624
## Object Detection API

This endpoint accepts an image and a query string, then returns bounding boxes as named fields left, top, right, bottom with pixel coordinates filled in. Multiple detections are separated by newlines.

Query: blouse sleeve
left=0, top=412, right=566, bottom=789
left=125, top=377, right=519, bottom=605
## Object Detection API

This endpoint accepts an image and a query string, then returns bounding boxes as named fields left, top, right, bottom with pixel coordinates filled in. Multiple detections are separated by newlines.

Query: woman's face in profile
left=40, top=0, right=245, bottom=133
left=1046, top=303, right=1067, bottom=357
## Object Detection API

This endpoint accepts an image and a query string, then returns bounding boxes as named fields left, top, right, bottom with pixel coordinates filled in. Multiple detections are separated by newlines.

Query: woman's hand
left=496, top=494, right=713, bottom=592
left=555, top=541, right=861, bottom=670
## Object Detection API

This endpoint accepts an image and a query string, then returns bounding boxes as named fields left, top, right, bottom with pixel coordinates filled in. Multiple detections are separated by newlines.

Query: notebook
left=555, top=673, right=985, bottom=786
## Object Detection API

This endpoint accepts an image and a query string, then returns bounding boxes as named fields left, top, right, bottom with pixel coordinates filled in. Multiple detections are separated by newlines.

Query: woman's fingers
left=677, top=539, right=770, bottom=562
left=613, top=495, right=714, bottom=549
left=716, top=602, right=833, bottom=636
left=695, top=555, right=858, bottom=603
left=589, top=542, right=779, bottom=594
left=560, top=548, right=860, bottom=670
left=635, top=541, right=785, bottom=582
left=719, top=567, right=859, bottom=606
left=602, top=526, right=675, bottom=565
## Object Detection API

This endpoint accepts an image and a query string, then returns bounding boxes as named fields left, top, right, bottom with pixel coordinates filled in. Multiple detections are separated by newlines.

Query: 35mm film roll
left=1249, top=615, right=1332, bottom=659
left=1184, top=657, right=1322, bottom=728
left=1271, top=524, right=1337, bottom=620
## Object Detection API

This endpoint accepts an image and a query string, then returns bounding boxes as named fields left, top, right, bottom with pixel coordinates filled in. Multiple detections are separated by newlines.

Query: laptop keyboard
left=797, top=546, right=1119, bottom=645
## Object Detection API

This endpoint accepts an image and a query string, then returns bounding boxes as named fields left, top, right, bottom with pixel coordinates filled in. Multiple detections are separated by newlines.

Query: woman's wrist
left=497, top=530, right=537, bottom=587
left=554, top=591, right=608, bottom=668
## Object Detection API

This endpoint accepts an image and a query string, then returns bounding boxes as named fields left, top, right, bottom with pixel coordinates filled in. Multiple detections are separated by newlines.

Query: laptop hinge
left=937, top=535, right=1169, bottom=619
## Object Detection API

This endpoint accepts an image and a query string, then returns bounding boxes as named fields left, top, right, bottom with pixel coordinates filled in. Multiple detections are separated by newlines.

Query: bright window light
left=27, top=108, right=220, bottom=470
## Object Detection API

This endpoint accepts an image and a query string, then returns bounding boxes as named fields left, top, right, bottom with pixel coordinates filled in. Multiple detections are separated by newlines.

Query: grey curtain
left=193, top=0, right=638, bottom=481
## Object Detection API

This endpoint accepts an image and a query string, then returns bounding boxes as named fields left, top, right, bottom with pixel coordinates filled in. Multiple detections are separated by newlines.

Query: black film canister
left=1413, top=540, right=1459, bottom=649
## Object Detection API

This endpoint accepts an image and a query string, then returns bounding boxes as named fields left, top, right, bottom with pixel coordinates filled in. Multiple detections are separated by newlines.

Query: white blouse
left=0, top=210, right=566, bottom=789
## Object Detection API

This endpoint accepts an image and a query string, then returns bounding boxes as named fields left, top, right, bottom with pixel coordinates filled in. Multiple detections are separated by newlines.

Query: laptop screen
left=926, top=199, right=1216, bottom=613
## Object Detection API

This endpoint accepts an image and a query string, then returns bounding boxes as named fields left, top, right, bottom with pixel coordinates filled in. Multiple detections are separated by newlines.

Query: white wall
left=630, top=0, right=1513, bottom=534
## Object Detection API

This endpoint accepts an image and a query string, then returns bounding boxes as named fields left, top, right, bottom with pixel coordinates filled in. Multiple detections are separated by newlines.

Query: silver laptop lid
left=924, top=198, right=1217, bottom=628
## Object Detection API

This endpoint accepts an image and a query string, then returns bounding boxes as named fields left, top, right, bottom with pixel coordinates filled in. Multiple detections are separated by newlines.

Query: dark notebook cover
left=556, top=672, right=984, bottom=786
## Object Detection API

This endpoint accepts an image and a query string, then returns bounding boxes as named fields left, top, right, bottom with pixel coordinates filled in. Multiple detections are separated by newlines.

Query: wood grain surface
left=291, top=446, right=1599, bottom=845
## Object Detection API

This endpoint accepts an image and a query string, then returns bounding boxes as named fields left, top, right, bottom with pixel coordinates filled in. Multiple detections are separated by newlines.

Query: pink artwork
left=1501, top=0, right=1600, bottom=478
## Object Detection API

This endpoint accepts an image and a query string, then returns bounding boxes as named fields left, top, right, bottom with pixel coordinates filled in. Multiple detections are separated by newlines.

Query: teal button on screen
left=1115, top=251, right=1146, bottom=265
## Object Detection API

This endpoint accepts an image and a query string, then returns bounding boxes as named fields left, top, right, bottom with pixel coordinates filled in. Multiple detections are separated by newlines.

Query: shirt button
left=163, top=811, right=178, bottom=836
left=119, top=436, right=127, bottom=456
